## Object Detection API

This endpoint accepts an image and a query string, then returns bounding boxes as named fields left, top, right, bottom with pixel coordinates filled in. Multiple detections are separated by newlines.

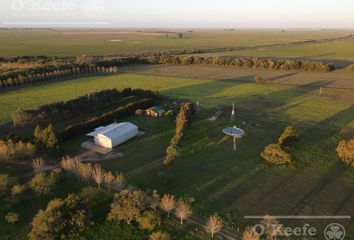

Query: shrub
left=278, top=125, right=297, bottom=146
left=136, top=211, right=160, bottom=230
left=11, top=184, right=26, bottom=197
left=29, top=171, right=59, bottom=195
left=34, top=124, right=59, bottom=150
left=79, top=186, right=101, bottom=205
left=336, top=139, right=354, bottom=166
left=5, top=212, right=19, bottom=224
left=254, top=75, right=267, bottom=84
left=150, top=231, right=171, bottom=240
left=261, top=144, right=291, bottom=165
left=29, top=194, right=90, bottom=240
left=0, top=174, right=16, bottom=198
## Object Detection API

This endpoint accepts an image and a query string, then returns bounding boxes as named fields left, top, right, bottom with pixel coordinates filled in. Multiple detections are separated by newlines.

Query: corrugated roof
left=87, top=123, right=119, bottom=137
left=99, top=122, right=138, bottom=139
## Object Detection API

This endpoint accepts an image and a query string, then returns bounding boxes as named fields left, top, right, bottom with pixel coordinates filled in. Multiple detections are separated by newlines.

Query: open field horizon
left=1, top=29, right=354, bottom=63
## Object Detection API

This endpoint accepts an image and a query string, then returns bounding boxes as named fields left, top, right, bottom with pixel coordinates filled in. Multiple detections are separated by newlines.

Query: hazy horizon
left=1, top=0, right=354, bottom=28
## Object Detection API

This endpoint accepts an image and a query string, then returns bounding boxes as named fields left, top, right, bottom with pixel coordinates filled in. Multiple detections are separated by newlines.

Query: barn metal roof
left=87, top=122, right=137, bottom=138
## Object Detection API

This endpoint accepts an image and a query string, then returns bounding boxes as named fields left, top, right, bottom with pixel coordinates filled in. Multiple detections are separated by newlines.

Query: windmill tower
left=230, top=101, right=235, bottom=123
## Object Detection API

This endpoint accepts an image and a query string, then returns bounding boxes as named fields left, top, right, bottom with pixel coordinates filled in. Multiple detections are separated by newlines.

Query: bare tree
left=160, top=194, right=175, bottom=217
left=175, top=199, right=192, bottom=224
left=150, top=190, right=161, bottom=212
left=92, top=164, right=104, bottom=189
left=243, top=227, right=260, bottom=240
left=79, top=163, right=93, bottom=182
left=32, top=158, right=46, bottom=171
left=112, top=172, right=125, bottom=190
left=104, top=171, right=115, bottom=192
left=60, top=156, right=81, bottom=178
left=205, top=213, right=223, bottom=239
left=261, top=215, right=280, bottom=240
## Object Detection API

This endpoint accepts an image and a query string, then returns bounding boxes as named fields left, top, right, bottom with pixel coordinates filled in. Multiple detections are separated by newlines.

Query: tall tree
left=92, top=164, right=104, bottom=189
left=205, top=213, right=223, bottom=239
left=107, top=188, right=146, bottom=224
left=175, top=199, right=192, bottom=224
left=160, top=194, right=175, bottom=217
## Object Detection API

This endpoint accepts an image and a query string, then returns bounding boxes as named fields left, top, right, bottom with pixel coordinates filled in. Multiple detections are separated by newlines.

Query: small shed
left=146, top=107, right=165, bottom=117
left=87, top=122, right=139, bottom=149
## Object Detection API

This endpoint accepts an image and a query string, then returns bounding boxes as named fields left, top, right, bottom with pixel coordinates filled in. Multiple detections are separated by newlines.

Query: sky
left=1, top=0, right=354, bottom=28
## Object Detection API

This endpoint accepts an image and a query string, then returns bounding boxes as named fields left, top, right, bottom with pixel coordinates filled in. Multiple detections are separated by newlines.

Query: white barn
left=87, top=122, right=139, bottom=149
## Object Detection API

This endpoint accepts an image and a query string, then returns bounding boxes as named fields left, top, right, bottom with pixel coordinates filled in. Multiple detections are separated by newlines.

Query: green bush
left=5, top=212, right=19, bottom=224
left=150, top=231, right=171, bottom=240
left=336, top=139, right=354, bottom=166
left=261, top=144, right=291, bottom=165
left=254, top=75, right=267, bottom=84
left=136, top=211, right=160, bottom=230
left=278, top=125, right=297, bottom=146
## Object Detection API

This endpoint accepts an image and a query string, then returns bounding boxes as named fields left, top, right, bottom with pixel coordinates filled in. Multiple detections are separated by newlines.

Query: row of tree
left=144, top=55, right=336, bottom=72
left=0, top=139, right=36, bottom=161
left=61, top=97, right=157, bottom=140
left=165, top=103, right=196, bottom=165
left=0, top=64, right=118, bottom=89
left=12, top=88, right=158, bottom=126
left=61, top=156, right=125, bottom=191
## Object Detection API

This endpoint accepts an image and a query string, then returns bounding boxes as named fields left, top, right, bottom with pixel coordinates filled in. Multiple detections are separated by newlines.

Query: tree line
left=144, top=55, right=335, bottom=72
left=61, top=97, right=157, bottom=141
left=0, top=64, right=118, bottom=89
left=165, top=103, right=196, bottom=165
left=13, top=88, right=158, bottom=126
left=1, top=54, right=337, bottom=91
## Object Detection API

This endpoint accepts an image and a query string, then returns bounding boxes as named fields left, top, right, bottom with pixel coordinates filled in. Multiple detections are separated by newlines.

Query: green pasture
left=0, top=29, right=352, bottom=57
left=0, top=71, right=353, bottom=239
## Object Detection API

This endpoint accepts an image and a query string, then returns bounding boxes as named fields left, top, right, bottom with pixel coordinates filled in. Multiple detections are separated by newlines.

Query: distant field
left=0, top=29, right=353, bottom=57
left=192, top=40, right=354, bottom=66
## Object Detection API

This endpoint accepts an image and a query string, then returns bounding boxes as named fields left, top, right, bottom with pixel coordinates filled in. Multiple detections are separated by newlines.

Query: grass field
left=0, top=64, right=353, bottom=239
left=191, top=40, right=354, bottom=66
left=0, top=29, right=353, bottom=57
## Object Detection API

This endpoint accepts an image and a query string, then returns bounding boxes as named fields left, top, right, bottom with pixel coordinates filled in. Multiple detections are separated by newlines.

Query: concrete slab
left=80, top=140, right=112, bottom=155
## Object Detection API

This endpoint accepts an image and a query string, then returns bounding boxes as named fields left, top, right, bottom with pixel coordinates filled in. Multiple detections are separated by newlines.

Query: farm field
left=1, top=64, right=354, bottom=125
left=0, top=64, right=353, bottom=239
left=0, top=29, right=353, bottom=57
left=190, top=40, right=354, bottom=67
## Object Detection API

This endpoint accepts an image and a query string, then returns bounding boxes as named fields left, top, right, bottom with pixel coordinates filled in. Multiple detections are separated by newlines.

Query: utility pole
left=231, top=101, right=235, bottom=123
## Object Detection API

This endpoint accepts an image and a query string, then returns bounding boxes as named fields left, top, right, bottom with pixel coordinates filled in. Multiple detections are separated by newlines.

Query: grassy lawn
left=0, top=29, right=352, bottom=57
left=0, top=70, right=353, bottom=238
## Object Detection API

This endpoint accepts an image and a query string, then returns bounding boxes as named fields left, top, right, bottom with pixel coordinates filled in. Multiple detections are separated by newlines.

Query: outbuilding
left=87, top=122, right=139, bottom=149
left=146, top=106, right=165, bottom=117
